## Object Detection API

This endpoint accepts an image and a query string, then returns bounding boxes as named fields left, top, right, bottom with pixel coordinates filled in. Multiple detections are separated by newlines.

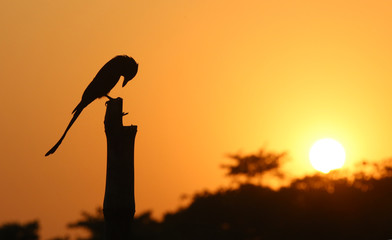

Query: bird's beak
left=122, top=63, right=138, bottom=87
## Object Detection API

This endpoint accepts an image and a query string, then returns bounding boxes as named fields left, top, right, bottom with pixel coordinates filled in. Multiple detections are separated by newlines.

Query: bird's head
left=120, top=55, right=139, bottom=87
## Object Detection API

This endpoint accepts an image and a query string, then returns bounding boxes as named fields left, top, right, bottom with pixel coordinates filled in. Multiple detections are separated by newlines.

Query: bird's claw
left=105, top=94, right=115, bottom=101
left=122, top=112, right=129, bottom=116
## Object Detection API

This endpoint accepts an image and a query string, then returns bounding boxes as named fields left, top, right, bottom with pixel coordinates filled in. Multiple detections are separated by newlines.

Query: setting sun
left=309, top=138, right=346, bottom=173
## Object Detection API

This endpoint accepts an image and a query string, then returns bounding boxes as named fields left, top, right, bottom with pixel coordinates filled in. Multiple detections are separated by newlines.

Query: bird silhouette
left=45, top=55, right=138, bottom=156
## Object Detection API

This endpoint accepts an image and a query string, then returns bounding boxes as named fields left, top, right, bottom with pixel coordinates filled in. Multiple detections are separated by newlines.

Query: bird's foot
left=122, top=112, right=128, bottom=116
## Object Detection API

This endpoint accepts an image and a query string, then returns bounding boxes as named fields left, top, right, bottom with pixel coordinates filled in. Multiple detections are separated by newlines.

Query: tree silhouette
left=67, top=208, right=104, bottom=240
left=66, top=208, right=160, bottom=240
left=221, top=149, right=287, bottom=182
left=61, top=150, right=392, bottom=239
left=0, top=220, right=39, bottom=240
left=131, top=211, right=160, bottom=240
left=159, top=174, right=392, bottom=239
left=47, top=236, right=70, bottom=240
left=158, top=154, right=392, bottom=239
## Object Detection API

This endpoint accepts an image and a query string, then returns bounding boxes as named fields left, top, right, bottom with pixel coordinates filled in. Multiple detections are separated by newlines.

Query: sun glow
left=309, top=138, right=346, bottom=173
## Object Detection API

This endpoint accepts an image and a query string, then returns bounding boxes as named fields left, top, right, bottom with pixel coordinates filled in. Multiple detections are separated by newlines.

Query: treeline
left=3, top=150, right=392, bottom=239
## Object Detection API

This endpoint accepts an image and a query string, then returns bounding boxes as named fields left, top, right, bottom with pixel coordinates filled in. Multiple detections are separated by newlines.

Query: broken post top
left=104, top=97, right=137, bottom=135
left=105, top=98, right=124, bottom=129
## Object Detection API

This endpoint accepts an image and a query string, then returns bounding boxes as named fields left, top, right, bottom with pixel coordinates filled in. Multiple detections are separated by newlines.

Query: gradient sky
left=1, top=0, right=392, bottom=238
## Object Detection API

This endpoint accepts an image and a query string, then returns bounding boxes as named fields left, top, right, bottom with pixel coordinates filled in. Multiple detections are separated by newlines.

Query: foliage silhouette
left=0, top=220, right=39, bottom=240
left=66, top=173, right=392, bottom=239
left=47, top=236, right=70, bottom=240
left=63, top=149, right=392, bottom=240
left=159, top=174, right=392, bottom=239
left=67, top=208, right=104, bottom=240
left=66, top=208, right=160, bottom=240
left=7, top=149, right=390, bottom=239
left=222, top=149, right=287, bottom=181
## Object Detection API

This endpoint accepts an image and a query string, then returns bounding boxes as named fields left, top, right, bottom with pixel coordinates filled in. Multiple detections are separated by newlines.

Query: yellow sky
left=1, top=0, right=392, bottom=238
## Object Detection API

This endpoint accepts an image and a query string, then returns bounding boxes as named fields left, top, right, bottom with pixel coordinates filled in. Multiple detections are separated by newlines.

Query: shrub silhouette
left=0, top=220, right=39, bottom=240
left=64, top=149, right=392, bottom=239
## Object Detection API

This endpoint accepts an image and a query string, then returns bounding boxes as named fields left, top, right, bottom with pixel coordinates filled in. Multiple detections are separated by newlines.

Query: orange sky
left=1, top=0, right=392, bottom=238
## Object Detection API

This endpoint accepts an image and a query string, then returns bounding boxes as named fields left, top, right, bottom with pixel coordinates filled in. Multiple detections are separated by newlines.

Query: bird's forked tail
left=45, top=104, right=84, bottom=156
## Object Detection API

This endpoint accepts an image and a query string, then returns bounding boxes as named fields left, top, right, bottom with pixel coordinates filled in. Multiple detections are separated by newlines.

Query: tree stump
left=103, top=98, right=137, bottom=240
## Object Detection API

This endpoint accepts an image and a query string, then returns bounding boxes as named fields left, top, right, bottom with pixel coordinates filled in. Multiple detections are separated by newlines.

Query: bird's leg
left=104, top=95, right=127, bottom=116
left=105, top=94, right=115, bottom=100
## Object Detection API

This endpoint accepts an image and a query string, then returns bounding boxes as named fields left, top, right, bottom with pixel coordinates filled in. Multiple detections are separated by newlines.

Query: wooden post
left=103, top=98, right=137, bottom=240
